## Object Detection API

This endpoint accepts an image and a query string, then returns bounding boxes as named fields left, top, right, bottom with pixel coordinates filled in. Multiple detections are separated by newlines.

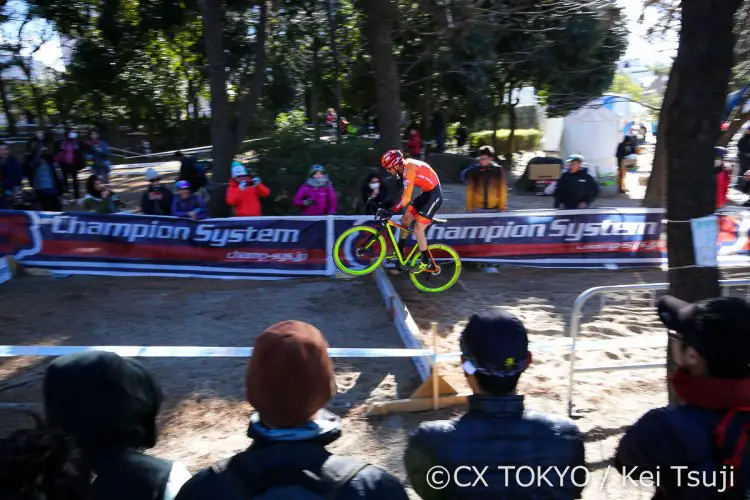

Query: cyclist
left=381, top=149, right=442, bottom=272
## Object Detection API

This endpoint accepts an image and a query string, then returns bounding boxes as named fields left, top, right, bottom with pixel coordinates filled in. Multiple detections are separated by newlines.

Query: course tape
left=0, top=335, right=668, bottom=358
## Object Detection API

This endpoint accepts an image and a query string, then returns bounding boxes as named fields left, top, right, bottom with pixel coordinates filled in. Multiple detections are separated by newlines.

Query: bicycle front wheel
left=333, top=225, right=387, bottom=276
left=409, top=244, right=462, bottom=293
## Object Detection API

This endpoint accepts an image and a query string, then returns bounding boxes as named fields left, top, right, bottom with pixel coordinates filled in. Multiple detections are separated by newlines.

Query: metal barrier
left=566, top=278, right=750, bottom=417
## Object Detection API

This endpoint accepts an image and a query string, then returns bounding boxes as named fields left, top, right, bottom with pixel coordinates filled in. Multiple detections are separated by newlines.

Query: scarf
left=670, top=371, right=750, bottom=409
left=307, top=175, right=329, bottom=188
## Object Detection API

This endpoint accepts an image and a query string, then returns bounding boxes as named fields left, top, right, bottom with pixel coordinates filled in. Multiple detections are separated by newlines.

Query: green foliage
left=609, top=73, right=645, bottom=102
left=274, top=109, right=308, bottom=132
left=249, top=131, right=381, bottom=215
left=469, top=129, right=542, bottom=152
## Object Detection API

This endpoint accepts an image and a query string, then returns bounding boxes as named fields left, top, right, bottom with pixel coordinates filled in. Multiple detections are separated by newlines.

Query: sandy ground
left=0, top=275, right=422, bottom=494
left=4, top=269, right=750, bottom=499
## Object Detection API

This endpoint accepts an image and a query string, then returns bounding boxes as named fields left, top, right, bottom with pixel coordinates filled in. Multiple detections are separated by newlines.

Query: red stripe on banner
left=450, top=240, right=665, bottom=257
left=40, top=241, right=327, bottom=264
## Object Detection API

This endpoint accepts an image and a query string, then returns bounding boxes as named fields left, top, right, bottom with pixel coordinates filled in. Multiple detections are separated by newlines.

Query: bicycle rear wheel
left=409, top=244, right=462, bottom=293
left=333, top=225, right=387, bottom=276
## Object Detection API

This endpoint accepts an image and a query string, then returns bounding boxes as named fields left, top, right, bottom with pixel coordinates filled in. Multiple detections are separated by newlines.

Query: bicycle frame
left=362, top=217, right=423, bottom=266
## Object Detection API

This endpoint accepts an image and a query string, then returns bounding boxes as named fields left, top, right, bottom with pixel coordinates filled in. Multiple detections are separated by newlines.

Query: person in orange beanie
left=226, top=162, right=270, bottom=216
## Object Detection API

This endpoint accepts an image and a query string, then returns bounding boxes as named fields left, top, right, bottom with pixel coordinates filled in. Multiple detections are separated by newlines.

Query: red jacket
left=407, top=132, right=422, bottom=157
left=226, top=178, right=270, bottom=216
left=716, top=167, right=731, bottom=209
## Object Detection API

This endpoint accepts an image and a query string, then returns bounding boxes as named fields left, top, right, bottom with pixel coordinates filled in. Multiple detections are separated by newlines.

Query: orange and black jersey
left=392, top=159, right=440, bottom=212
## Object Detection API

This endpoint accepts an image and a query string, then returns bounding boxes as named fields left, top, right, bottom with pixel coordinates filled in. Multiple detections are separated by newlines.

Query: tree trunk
left=506, top=85, right=518, bottom=169
left=643, top=63, right=678, bottom=208
left=200, top=0, right=235, bottom=216
left=0, top=76, right=17, bottom=136
left=664, top=0, right=741, bottom=403
left=327, top=0, right=342, bottom=143
left=361, top=0, right=401, bottom=152
left=491, top=81, right=505, bottom=155
left=231, top=0, right=269, bottom=151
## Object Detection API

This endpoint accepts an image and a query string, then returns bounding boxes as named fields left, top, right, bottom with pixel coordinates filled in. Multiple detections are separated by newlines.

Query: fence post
left=326, top=215, right=335, bottom=276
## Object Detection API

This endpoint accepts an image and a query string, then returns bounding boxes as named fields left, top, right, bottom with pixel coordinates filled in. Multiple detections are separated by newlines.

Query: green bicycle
left=332, top=208, right=462, bottom=293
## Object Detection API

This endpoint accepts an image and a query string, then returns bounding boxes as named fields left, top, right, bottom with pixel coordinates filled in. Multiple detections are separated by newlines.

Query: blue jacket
left=172, top=194, right=207, bottom=219
left=1, top=155, right=23, bottom=193
left=615, top=373, right=750, bottom=499
left=175, top=411, right=409, bottom=500
left=405, top=395, right=586, bottom=499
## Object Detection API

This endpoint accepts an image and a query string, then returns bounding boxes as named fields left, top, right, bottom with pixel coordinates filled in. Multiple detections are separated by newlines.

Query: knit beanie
left=246, top=321, right=336, bottom=427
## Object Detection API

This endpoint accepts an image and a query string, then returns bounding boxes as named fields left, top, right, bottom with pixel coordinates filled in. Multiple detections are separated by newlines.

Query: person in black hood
left=361, top=171, right=390, bottom=215
left=553, top=155, right=599, bottom=210
left=43, top=351, right=191, bottom=500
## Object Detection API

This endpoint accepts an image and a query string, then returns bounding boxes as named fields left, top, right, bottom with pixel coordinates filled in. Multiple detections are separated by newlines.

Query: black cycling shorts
left=409, top=185, right=443, bottom=223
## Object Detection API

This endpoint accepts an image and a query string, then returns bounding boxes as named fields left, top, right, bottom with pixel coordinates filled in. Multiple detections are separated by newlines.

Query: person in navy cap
left=404, top=310, right=585, bottom=500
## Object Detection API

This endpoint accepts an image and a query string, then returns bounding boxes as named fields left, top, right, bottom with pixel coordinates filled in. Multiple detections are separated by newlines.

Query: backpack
left=210, top=454, right=368, bottom=499
left=713, top=407, right=750, bottom=498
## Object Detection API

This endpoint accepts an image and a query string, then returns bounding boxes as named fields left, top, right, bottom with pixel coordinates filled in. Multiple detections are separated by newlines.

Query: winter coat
left=226, top=178, right=270, bottom=217
left=293, top=178, right=337, bottom=216
left=172, top=193, right=207, bottom=219
left=174, top=411, right=409, bottom=500
left=464, top=162, right=507, bottom=212
left=717, top=166, right=731, bottom=209
left=87, top=139, right=111, bottom=171
left=31, top=155, right=64, bottom=197
left=43, top=351, right=191, bottom=500
left=553, top=168, right=599, bottom=209
left=141, top=186, right=174, bottom=216
left=405, top=395, right=585, bottom=499
left=55, top=139, right=85, bottom=169
left=615, top=372, right=750, bottom=499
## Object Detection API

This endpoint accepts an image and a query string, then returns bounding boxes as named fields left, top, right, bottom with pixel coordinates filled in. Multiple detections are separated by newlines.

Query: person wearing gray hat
left=405, top=310, right=585, bottom=499
left=141, top=168, right=173, bottom=215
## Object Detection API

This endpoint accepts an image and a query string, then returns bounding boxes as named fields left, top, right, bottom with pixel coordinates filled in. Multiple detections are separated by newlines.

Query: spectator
left=226, top=162, right=269, bottom=217
left=407, top=126, right=422, bottom=159
left=175, top=151, right=206, bottom=193
left=716, top=146, right=731, bottom=209
left=140, top=168, right=173, bottom=216
left=615, top=295, right=750, bottom=498
left=0, top=426, right=91, bottom=500
left=0, top=141, right=24, bottom=209
left=172, top=180, right=207, bottom=220
left=293, top=165, right=337, bottom=216
left=553, top=155, right=599, bottom=210
left=738, top=127, right=750, bottom=188
left=44, top=351, right=191, bottom=500
left=455, top=123, right=468, bottom=149
left=84, top=175, right=122, bottom=214
left=54, top=127, right=85, bottom=203
left=326, top=107, right=337, bottom=135
left=432, top=109, right=445, bottom=153
left=28, top=136, right=64, bottom=212
left=361, top=171, right=389, bottom=215
left=615, top=135, right=637, bottom=194
left=405, top=310, right=585, bottom=499
left=174, top=320, right=409, bottom=500
left=85, top=130, right=111, bottom=182
left=464, top=145, right=507, bottom=213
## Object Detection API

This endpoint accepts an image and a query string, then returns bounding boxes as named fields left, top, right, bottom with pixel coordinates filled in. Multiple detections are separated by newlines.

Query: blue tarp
left=724, top=86, right=750, bottom=122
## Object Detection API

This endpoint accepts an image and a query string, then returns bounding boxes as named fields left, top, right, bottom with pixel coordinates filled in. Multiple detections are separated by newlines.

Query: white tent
left=560, top=106, right=624, bottom=177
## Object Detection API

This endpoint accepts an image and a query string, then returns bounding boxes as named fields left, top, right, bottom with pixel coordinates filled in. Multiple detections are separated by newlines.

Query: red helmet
left=381, top=150, right=404, bottom=171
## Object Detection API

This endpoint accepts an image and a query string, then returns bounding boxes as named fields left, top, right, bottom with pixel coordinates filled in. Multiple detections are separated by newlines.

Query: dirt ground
left=4, top=269, right=750, bottom=499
